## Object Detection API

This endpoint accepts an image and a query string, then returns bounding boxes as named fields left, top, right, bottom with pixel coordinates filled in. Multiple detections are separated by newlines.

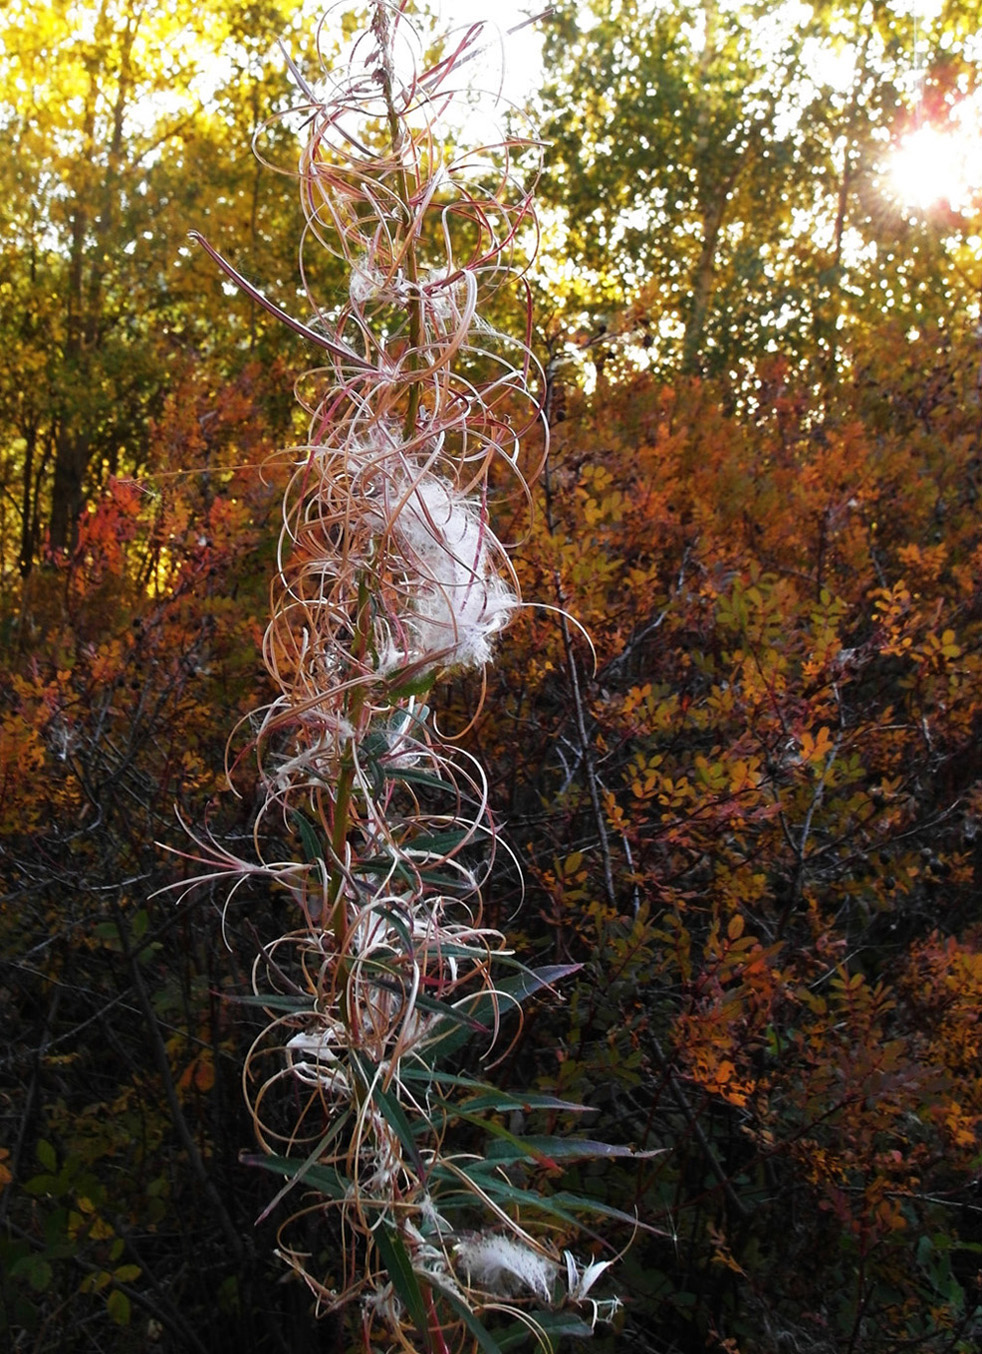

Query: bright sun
left=886, top=92, right=982, bottom=213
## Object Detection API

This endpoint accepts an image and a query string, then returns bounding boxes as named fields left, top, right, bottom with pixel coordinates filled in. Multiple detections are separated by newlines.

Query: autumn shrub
left=477, top=322, right=982, bottom=1352
left=0, top=365, right=306, bottom=1352
left=5, top=5, right=982, bottom=1354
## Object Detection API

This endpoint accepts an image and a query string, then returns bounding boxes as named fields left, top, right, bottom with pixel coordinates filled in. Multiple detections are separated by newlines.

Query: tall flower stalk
left=180, top=5, right=639, bottom=1349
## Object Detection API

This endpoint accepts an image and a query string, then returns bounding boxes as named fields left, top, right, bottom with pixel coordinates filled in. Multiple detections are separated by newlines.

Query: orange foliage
left=471, top=315, right=982, bottom=1351
left=5, top=292, right=982, bottom=1354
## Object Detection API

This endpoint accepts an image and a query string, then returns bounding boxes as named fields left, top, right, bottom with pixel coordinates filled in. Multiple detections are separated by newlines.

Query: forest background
left=2, top=1, right=982, bottom=1352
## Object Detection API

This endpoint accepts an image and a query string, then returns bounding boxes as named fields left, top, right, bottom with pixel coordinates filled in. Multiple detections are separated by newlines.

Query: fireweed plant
left=177, top=4, right=642, bottom=1350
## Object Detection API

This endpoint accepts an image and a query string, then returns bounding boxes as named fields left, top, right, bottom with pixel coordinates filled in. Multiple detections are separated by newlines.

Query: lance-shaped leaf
left=425, top=964, right=582, bottom=1061
left=290, top=809, right=326, bottom=865
left=373, top=1221, right=434, bottom=1354
left=353, top=1052, right=429, bottom=1182
left=483, top=1137, right=663, bottom=1166
left=495, top=1312, right=597, bottom=1352
left=241, top=1152, right=348, bottom=1202
left=429, top=1159, right=660, bottom=1235
left=425, top=1273, right=509, bottom=1354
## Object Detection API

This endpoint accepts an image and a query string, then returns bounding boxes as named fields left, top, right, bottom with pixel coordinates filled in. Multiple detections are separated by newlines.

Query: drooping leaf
left=240, top=1152, right=348, bottom=1202
left=429, top=1160, right=656, bottom=1234
left=426, top=964, right=582, bottom=1060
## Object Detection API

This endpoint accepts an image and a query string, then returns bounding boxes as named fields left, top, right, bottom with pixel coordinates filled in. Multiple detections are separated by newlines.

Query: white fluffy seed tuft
left=454, top=1233, right=557, bottom=1302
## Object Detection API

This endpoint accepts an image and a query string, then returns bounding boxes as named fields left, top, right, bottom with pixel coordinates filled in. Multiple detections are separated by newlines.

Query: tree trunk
left=680, top=0, right=739, bottom=375
left=18, top=423, right=38, bottom=575
left=681, top=191, right=728, bottom=375
left=48, top=427, right=90, bottom=555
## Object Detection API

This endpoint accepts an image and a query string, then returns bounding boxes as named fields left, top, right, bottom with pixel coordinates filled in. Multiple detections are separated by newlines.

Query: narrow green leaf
left=354, top=1054, right=428, bottom=1181
left=369, top=980, right=490, bottom=1033
left=365, top=906, right=415, bottom=953
left=438, top=1105, right=565, bottom=1169
left=357, top=856, right=415, bottom=881
left=240, top=1152, right=348, bottom=1201
left=426, top=965, right=582, bottom=1061
left=373, top=1222, right=433, bottom=1352
left=484, top=1137, right=662, bottom=1165
left=495, top=1312, right=596, bottom=1351
left=428, top=1163, right=655, bottom=1233
left=290, top=810, right=325, bottom=865
left=227, top=993, right=315, bottom=1013
left=417, top=867, right=474, bottom=889
left=534, top=1187, right=659, bottom=1232
left=426, top=1274, right=507, bottom=1354
left=352, top=853, right=472, bottom=891
left=348, top=950, right=489, bottom=1036
left=254, top=1117, right=353, bottom=1223
left=404, top=825, right=490, bottom=855
left=385, top=766, right=451, bottom=791
left=399, top=1066, right=509, bottom=1093
left=359, top=824, right=491, bottom=875
left=450, top=1091, right=593, bottom=1115
left=390, top=672, right=436, bottom=699
left=498, top=964, right=583, bottom=1002
left=360, top=730, right=390, bottom=760
left=400, top=1066, right=594, bottom=1115
left=414, top=941, right=502, bottom=962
